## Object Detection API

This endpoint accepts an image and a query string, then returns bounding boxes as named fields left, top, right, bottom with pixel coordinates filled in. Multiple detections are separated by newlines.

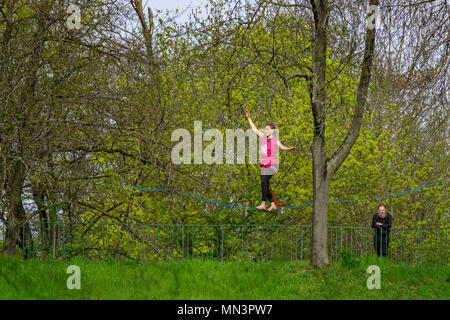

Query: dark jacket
left=371, top=212, right=392, bottom=237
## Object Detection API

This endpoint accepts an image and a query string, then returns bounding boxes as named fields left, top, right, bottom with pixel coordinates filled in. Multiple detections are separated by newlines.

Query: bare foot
left=267, top=204, right=277, bottom=211
left=256, top=203, right=266, bottom=210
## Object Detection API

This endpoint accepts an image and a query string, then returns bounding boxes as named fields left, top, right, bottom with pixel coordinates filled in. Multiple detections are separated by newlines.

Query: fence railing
left=1, top=222, right=448, bottom=265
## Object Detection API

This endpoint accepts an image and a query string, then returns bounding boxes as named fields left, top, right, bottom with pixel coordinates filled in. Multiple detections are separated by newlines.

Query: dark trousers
left=260, top=174, right=274, bottom=202
left=374, top=233, right=390, bottom=257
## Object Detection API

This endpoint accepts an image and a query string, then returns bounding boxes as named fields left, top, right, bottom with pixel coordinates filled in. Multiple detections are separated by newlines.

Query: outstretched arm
left=245, top=110, right=263, bottom=137
left=277, top=140, right=296, bottom=151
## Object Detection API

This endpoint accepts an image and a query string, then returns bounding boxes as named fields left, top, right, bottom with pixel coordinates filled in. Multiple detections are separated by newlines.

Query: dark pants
left=260, top=174, right=274, bottom=202
left=374, top=233, right=390, bottom=257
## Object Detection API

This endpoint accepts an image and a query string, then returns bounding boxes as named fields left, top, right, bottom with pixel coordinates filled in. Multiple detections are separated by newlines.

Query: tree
left=307, top=0, right=378, bottom=267
left=0, top=0, right=134, bottom=255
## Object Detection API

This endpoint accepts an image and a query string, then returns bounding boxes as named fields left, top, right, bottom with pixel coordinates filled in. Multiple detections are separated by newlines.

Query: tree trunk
left=4, top=225, right=18, bottom=256
left=311, top=134, right=330, bottom=267
left=309, top=0, right=330, bottom=267
left=3, top=159, right=26, bottom=256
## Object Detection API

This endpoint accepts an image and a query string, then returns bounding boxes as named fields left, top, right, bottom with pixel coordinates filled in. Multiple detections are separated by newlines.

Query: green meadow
left=0, top=254, right=448, bottom=300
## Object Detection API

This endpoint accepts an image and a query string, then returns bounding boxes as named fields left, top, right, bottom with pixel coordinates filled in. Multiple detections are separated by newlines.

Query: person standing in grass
left=371, top=204, right=392, bottom=257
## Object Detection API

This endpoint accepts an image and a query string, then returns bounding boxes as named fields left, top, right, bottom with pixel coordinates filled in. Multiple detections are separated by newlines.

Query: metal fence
left=1, top=222, right=448, bottom=265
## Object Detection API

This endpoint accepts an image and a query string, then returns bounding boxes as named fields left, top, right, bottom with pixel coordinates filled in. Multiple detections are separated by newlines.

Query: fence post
left=261, top=226, right=264, bottom=263
left=142, top=224, right=145, bottom=265
left=300, top=226, right=303, bottom=261
left=350, top=227, right=353, bottom=256
left=401, top=228, right=403, bottom=264
left=62, top=222, right=66, bottom=262
left=182, top=225, right=185, bottom=263
left=220, top=225, right=224, bottom=263
left=420, top=228, right=423, bottom=265
left=102, top=223, right=105, bottom=262
left=379, top=227, right=382, bottom=264
left=439, top=228, right=442, bottom=266
left=22, top=221, right=25, bottom=260
left=52, top=223, right=56, bottom=259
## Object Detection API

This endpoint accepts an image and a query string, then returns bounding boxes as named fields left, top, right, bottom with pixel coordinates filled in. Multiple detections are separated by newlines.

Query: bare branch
left=327, top=0, right=379, bottom=177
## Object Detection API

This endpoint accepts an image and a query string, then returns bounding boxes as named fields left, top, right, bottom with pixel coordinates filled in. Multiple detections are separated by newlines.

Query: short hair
left=378, top=204, right=386, bottom=210
left=266, top=122, right=277, bottom=130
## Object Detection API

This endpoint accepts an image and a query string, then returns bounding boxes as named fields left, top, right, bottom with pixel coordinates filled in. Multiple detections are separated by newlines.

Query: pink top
left=260, top=134, right=278, bottom=166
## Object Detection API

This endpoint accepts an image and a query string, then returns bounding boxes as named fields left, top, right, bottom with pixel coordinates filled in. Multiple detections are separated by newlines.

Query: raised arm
left=276, top=140, right=296, bottom=151
left=245, top=110, right=264, bottom=137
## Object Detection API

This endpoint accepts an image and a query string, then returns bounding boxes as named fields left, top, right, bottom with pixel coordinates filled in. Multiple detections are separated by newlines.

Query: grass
left=0, top=254, right=448, bottom=300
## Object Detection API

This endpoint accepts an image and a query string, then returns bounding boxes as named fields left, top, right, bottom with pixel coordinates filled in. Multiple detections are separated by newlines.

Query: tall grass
left=0, top=254, right=448, bottom=300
